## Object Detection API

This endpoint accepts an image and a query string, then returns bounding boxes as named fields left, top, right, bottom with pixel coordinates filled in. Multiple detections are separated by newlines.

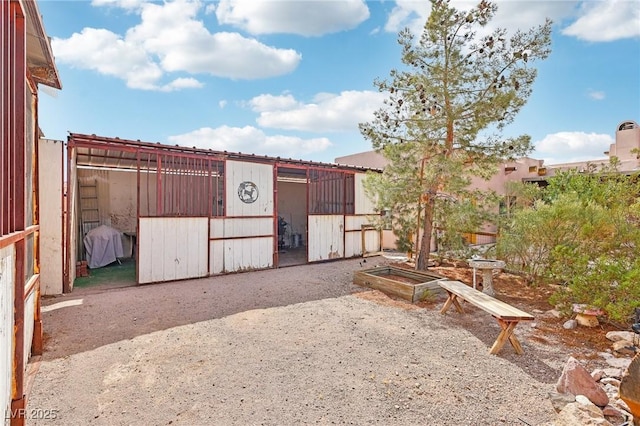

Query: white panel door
left=226, top=160, right=273, bottom=217
left=138, top=217, right=208, bottom=284
left=308, top=215, right=344, bottom=262
left=38, top=139, right=64, bottom=295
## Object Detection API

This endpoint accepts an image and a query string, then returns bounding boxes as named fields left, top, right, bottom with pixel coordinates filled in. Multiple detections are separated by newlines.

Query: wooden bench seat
left=438, top=280, right=534, bottom=355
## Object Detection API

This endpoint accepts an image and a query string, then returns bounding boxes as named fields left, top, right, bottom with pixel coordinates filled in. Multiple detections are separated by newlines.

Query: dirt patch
left=27, top=256, right=632, bottom=425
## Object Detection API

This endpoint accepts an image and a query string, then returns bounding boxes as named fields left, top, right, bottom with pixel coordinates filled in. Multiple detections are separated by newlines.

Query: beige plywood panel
left=0, top=245, right=14, bottom=417
left=226, top=160, right=273, bottom=217
left=308, top=215, right=344, bottom=262
left=138, top=218, right=208, bottom=284
left=355, top=173, right=376, bottom=215
left=38, top=139, right=63, bottom=295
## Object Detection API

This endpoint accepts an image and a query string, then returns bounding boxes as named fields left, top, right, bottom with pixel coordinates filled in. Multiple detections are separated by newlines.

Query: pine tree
left=360, top=0, right=552, bottom=270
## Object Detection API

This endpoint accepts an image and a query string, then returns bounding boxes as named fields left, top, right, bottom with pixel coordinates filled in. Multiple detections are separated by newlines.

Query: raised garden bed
left=353, top=265, right=445, bottom=303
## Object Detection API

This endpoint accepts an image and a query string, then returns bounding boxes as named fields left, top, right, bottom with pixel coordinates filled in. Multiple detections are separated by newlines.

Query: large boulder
left=556, top=357, right=609, bottom=407
left=620, top=353, right=640, bottom=420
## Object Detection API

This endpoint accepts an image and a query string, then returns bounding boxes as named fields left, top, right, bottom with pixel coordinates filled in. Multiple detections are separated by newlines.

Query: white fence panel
left=344, top=216, right=381, bottom=257
left=0, top=245, right=14, bottom=424
left=308, top=215, right=344, bottom=262
left=138, top=217, right=208, bottom=284
left=38, top=139, right=63, bottom=295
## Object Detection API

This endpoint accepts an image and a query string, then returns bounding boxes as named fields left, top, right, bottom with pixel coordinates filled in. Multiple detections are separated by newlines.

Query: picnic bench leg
left=440, top=292, right=465, bottom=315
left=490, top=320, right=524, bottom=355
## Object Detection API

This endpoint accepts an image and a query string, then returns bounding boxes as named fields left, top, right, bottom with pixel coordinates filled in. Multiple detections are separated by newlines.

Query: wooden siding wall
left=38, top=139, right=63, bottom=295
left=209, top=218, right=273, bottom=274
left=308, top=215, right=344, bottom=262
left=138, top=217, right=208, bottom=284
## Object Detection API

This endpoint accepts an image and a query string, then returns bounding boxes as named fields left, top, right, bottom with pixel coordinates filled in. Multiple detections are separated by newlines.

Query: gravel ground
left=27, top=256, right=572, bottom=426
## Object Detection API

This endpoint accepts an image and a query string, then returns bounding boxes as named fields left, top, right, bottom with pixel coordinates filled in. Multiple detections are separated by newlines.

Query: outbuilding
left=56, top=133, right=382, bottom=291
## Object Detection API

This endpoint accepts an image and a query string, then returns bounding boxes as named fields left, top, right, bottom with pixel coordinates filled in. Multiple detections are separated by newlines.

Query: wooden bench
left=438, top=280, right=534, bottom=355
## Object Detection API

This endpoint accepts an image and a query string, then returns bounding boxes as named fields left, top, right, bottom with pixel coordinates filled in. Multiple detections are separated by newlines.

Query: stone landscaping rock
left=557, top=357, right=610, bottom=407
left=555, top=399, right=613, bottom=426
left=613, top=340, right=637, bottom=357
left=548, top=391, right=576, bottom=413
left=563, top=319, right=577, bottom=329
left=606, top=331, right=636, bottom=342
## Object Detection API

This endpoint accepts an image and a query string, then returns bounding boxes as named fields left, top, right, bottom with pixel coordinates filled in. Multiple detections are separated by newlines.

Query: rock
left=563, top=319, right=578, bottom=330
left=555, top=400, right=613, bottom=426
left=547, top=309, right=562, bottom=318
left=576, top=313, right=600, bottom=327
left=602, top=404, right=629, bottom=423
left=600, top=378, right=621, bottom=387
left=557, top=357, right=610, bottom=407
left=549, top=391, right=576, bottom=413
left=606, top=331, right=636, bottom=342
left=602, top=368, right=624, bottom=379
left=591, top=369, right=605, bottom=382
left=603, top=356, right=632, bottom=370
left=613, top=340, right=637, bottom=357
left=620, top=353, right=640, bottom=419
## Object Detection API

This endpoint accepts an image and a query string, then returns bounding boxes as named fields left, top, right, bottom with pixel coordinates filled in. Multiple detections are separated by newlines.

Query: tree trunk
left=416, top=196, right=435, bottom=270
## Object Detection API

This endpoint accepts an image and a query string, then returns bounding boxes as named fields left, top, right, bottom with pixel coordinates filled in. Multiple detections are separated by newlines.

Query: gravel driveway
left=27, top=256, right=570, bottom=425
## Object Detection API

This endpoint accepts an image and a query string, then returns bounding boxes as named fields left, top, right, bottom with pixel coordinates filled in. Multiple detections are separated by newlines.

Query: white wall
left=0, top=245, right=14, bottom=423
left=38, top=139, right=64, bottom=295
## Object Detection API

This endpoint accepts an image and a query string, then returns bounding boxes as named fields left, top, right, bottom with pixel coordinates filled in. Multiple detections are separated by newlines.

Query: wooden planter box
left=353, top=266, right=445, bottom=303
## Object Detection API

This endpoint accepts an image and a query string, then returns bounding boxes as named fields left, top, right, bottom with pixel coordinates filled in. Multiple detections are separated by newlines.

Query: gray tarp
left=83, top=225, right=124, bottom=269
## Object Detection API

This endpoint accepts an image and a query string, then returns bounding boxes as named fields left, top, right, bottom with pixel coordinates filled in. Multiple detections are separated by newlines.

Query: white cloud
left=562, top=0, right=640, bottom=42
left=219, top=100, right=227, bottom=109
left=250, top=90, right=387, bottom=132
left=587, top=90, right=605, bottom=100
left=168, top=125, right=333, bottom=158
left=384, top=1, right=575, bottom=39
left=215, top=0, right=370, bottom=36
left=91, top=0, right=145, bottom=11
left=533, top=131, right=613, bottom=164
left=51, top=0, right=302, bottom=90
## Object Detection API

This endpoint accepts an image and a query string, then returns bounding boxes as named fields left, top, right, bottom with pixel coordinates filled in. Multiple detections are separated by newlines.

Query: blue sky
left=38, top=0, right=640, bottom=165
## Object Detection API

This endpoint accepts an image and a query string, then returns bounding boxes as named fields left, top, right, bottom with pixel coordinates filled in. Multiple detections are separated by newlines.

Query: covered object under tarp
left=83, top=225, right=124, bottom=268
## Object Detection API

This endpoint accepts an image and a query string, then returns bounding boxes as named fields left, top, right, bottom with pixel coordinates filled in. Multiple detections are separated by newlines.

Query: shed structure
left=64, top=133, right=381, bottom=289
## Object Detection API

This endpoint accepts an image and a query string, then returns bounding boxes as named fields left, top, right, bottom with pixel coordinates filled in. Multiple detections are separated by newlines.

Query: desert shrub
left=498, top=168, right=640, bottom=323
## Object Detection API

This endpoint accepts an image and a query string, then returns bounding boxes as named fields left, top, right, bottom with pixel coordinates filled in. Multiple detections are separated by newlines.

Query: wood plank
left=438, top=280, right=533, bottom=321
